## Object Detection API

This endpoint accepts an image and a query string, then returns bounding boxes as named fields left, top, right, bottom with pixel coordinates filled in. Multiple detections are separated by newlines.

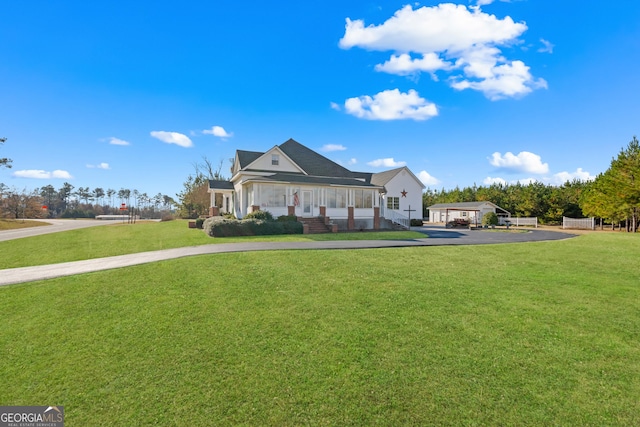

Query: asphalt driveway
left=0, top=219, right=117, bottom=242
left=0, top=225, right=576, bottom=287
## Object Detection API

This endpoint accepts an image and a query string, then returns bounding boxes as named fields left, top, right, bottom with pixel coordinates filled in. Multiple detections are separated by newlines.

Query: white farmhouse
left=208, top=139, right=424, bottom=231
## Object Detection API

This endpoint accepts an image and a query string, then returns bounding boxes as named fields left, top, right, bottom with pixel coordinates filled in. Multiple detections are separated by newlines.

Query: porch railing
left=387, top=209, right=410, bottom=229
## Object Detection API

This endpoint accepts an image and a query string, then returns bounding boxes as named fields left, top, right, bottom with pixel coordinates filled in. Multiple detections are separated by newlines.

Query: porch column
left=348, top=206, right=355, bottom=230
left=373, top=206, right=380, bottom=230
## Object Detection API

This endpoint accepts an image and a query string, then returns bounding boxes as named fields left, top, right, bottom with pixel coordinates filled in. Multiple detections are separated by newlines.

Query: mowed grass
left=0, top=219, right=50, bottom=230
left=1, top=233, right=638, bottom=425
left=0, top=220, right=425, bottom=269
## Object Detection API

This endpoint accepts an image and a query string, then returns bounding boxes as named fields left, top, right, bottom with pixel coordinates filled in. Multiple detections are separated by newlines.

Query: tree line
left=580, top=136, right=640, bottom=231
left=0, top=182, right=176, bottom=219
left=423, top=180, right=586, bottom=225
left=424, top=136, right=640, bottom=232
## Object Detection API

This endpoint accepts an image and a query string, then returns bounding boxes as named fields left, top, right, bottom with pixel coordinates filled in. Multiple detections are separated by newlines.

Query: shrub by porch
left=203, top=216, right=303, bottom=237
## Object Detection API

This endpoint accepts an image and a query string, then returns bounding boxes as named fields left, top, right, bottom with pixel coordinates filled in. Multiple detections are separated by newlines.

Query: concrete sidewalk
left=0, top=227, right=576, bottom=287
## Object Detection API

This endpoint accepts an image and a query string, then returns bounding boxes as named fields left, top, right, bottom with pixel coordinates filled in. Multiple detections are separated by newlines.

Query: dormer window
left=272, top=154, right=279, bottom=166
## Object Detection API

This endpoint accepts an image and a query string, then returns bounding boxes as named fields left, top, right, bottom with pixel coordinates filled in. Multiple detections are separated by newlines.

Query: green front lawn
left=1, top=233, right=638, bottom=425
left=0, top=220, right=425, bottom=269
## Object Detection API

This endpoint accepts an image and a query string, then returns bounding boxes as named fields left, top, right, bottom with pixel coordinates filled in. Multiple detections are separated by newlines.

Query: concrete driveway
left=0, top=225, right=576, bottom=287
left=0, top=219, right=118, bottom=242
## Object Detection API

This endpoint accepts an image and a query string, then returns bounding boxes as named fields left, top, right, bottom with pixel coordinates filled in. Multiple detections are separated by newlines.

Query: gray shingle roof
left=236, top=150, right=263, bottom=169
left=238, top=138, right=372, bottom=182
left=208, top=180, right=234, bottom=190
left=243, top=172, right=381, bottom=188
left=231, top=139, right=419, bottom=191
left=278, top=139, right=355, bottom=178
left=370, top=168, right=403, bottom=186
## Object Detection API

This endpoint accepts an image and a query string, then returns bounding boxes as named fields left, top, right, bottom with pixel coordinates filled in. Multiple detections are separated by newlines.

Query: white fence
left=563, top=216, right=595, bottom=230
left=499, top=217, right=538, bottom=228
left=96, top=215, right=140, bottom=220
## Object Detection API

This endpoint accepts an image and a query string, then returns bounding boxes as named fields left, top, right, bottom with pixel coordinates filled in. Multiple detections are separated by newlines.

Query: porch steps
left=298, top=217, right=332, bottom=234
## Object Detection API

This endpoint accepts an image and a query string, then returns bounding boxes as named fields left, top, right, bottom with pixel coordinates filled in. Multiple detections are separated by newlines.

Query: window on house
left=387, top=197, right=399, bottom=210
left=259, top=184, right=285, bottom=207
left=271, top=154, right=279, bottom=166
left=354, top=189, right=373, bottom=208
left=462, top=211, right=467, bottom=217
left=364, top=191, right=373, bottom=208
left=336, top=189, right=346, bottom=208
left=326, top=188, right=347, bottom=208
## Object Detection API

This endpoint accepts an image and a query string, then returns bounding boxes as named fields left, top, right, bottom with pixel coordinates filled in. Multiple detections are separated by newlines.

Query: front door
left=302, top=190, right=313, bottom=216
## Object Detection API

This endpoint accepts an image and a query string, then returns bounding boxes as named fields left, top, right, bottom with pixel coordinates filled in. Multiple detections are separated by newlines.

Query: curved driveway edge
left=0, top=219, right=117, bottom=242
left=0, top=226, right=576, bottom=287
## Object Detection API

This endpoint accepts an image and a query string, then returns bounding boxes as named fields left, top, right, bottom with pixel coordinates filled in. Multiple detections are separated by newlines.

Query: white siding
left=247, top=148, right=302, bottom=173
left=383, top=169, right=424, bottom=220
left=428, top=203, right=497, bottom=223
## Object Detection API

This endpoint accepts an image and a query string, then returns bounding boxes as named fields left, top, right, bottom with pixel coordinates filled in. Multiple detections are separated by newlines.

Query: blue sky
left=1, top=0, right=639, bottom=199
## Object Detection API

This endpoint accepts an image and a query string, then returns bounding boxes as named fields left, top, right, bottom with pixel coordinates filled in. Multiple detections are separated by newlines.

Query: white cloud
left=321, top=144, right=347, bottom=152
left=13, top=169, right=73, bottom=179
left=108, top=137, right=130, bottom=146
left=339, top=4, right=546, bottom=100
left=489, top=151, right=549, bottom=174
left=483, top=176, right=508, bottom=185
left=551, top=168, right=595, bottom=185
left=474, top=0, right=511, bottom=6
left=344, top=89, right=438, bottom=121
left=330, top=102, right=341, bottom=111
left=485, top=176, right=538, bottom=185
left=348, top=158, right=358, bottom=165
left=451, top=59, right=547, bottom=100
left=367, top=158, right=407, bottom=168
left=516, top=177, right=537, bottom=185
left=150, top=131, right=193, bottom=148
left=375, top=53, right=452, bottom=75
left=483, top=176, right=536, bottom=185
left=418, top=170, right=440, bottom=186
left=538, top=38, right=554, bottom=54
left=203, top=126, right=233, bottom=138
left=87, top=163, right=110, bottom=170
left=485, top=170, right=595, bottom=187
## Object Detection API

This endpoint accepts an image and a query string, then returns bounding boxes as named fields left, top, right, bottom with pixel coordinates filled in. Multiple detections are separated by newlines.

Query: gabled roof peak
left=277, top=139, right=354, bottom=178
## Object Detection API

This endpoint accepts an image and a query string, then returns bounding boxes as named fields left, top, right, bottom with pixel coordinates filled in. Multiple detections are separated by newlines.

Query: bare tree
left=193, top=156, right=226, bottom=181
left=1, top=187, right=44, bottom=219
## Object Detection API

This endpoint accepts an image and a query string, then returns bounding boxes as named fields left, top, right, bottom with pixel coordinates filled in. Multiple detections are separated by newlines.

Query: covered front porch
left=210, top=181, right=390, bottom=231
left=207, top=180, right=234, bottom=217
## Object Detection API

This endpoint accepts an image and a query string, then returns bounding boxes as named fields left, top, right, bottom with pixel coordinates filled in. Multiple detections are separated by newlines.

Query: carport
left=427, top=201, right=511, bottom=225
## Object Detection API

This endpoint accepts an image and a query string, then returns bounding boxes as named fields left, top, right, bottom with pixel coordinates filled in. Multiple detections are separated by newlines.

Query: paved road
left=0, top=226, right=576, bottom=287
left=0, top=219, right=117, bottom=242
